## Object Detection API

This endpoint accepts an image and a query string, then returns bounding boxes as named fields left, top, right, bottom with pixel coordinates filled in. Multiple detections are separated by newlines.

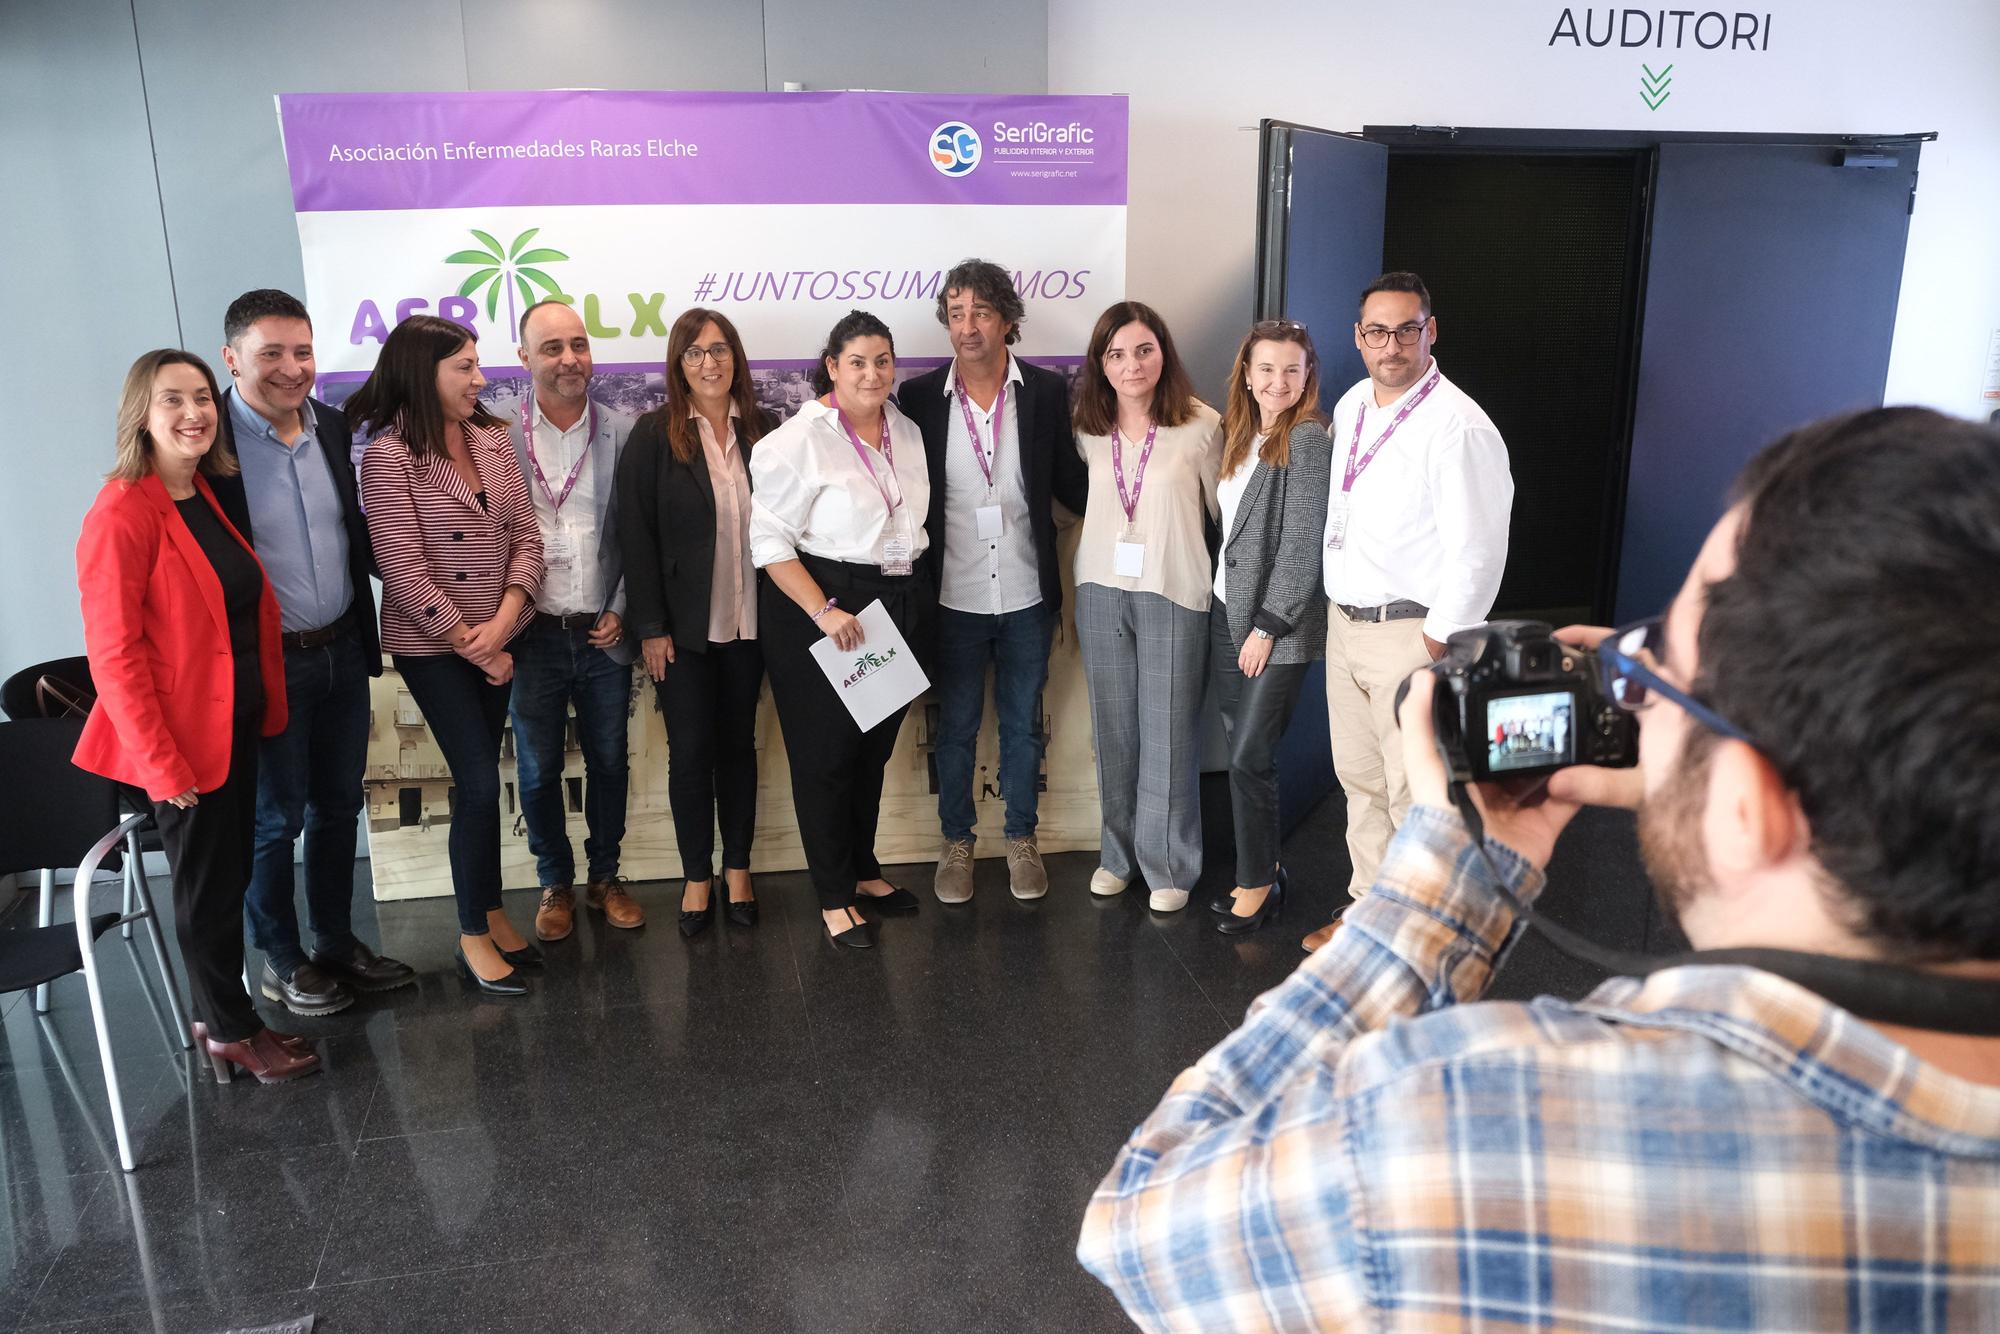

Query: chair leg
left=130, top=873, right=193, bottom=1051
left=35, top=868, right=54, bottom=1013
left=120, top=836, right=137, bottom=941
left=78, top=933, right=138, bottom=1171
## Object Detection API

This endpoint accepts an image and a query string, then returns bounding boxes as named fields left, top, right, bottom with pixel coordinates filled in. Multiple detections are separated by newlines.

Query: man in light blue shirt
left=215, top=289, right=413, bottom=1016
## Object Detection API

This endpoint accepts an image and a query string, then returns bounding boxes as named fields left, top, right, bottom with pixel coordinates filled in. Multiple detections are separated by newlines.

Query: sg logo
left=929, top=121, right=982, bottom=177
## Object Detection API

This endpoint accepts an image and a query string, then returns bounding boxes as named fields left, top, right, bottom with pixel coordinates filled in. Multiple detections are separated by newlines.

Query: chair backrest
left=0, top=718, right=123, bottom=876
left=0, top=656, right=95, bottom=722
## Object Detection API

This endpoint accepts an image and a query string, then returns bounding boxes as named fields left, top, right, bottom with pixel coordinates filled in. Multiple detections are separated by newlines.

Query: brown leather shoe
left=1302, top=907, right=1349, bottom=954
left=203, top=1027, right=322, bottom=1084
left=535, top=885, right=576, bottom=942
left=587, top=878, right=645, bottom=929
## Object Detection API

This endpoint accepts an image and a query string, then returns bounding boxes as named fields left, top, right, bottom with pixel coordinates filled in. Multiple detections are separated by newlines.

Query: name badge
left=545, top=525, right=579, bottom=570
left=880, top=535, right=914, bottom=577
left=975, top=505, right=1004, bottom=539
left=1324, top=499, right=1350, bottom=552
left=1113, top=540, right=1146, bottom=579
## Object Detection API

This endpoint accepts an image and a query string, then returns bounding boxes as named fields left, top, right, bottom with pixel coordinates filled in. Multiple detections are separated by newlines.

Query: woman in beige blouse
left=1072, top=300, right=1223, bottom=912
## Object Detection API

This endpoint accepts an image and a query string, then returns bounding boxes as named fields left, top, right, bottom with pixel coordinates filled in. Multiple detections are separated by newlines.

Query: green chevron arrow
left=1641, top=63, right=1673, bottom=110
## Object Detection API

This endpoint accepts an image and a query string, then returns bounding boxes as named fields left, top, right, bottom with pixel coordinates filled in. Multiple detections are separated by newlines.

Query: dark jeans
left=1208, top=600, right=1309, bottom=889
left=244, top=625, right=370, bottom=973
left=507, top=617, right=631, bottom=888
left=393, top=653, right=511, bottom=935
left=654, top=637, right=763, bottom=882
left=933, top=603, right=1053, bottom=842
left=154, top=710, right=262, bottom=1043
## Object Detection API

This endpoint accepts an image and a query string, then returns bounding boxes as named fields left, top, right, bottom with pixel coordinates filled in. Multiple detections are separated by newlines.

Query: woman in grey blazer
left=1207, top=320, right=1333, bottom=935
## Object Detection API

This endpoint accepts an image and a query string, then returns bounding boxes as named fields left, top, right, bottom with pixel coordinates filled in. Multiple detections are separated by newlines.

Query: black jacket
left=209, top=389, right=383, bottom=675
left=616, top=405, right=774, bottom=654
left=898, top=356, right=1089, bottom=614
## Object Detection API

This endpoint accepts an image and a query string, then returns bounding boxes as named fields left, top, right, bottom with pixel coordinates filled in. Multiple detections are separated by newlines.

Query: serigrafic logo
left=929, top=121, right=982, bottom=177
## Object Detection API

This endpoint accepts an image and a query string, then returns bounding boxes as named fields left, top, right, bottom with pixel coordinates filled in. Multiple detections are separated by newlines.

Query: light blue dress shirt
left=228, top=390, right=353, bottom=633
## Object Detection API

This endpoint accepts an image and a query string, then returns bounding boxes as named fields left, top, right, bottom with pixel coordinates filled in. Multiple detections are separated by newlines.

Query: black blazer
left=898, top=357, right=1089, bottom=614
left=616, top=405, right=774, bottom=654
left=210, top=389, right=383, bottom=675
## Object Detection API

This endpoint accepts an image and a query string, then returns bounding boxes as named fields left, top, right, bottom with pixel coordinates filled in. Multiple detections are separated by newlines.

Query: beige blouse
left=693, top=406, right=757, bottom=643
left=1074, top=400, right=1224, bottom=612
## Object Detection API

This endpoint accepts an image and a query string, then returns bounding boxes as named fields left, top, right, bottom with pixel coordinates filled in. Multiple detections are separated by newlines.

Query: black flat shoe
left=498, top=940, right=545, bottom=969
left=825, top=910, right=874, bottom=949
left=1217, top=873, right=1286, bottom=937
left=856, top=885, right=919, bottom=915
left=455, top=947, right=530, bottom=996
left=724, top=898, right=759, bottom=928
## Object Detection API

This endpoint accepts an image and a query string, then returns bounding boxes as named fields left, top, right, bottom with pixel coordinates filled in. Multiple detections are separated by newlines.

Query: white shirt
left=1321, top=360, right=1512, bottom=642
left=749, top=398, right=931, bottom=569
left=940, top=354, right=1040, bottom=614
left=1212, top=445, right=1257, bottom=603
left=524, top=397, right=602, bottom=617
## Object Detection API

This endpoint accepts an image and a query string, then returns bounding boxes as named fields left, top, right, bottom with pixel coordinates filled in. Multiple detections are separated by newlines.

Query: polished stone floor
left=0, top=784, right=1663, bottom=1332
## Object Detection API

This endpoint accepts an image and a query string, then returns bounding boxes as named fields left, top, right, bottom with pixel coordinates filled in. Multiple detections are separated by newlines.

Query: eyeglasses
left=1252, top=318, right=1306, bottom=334
left=1357, top=322, right=1429, bottom=349
left=680, top=343, right=732, bottom=367
left=1597, top=617, right=1754, bottom=744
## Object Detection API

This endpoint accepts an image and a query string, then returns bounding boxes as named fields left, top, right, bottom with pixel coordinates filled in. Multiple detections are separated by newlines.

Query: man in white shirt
left=1311, top=272, right=1513, bottom=951
left=504, top=300, right=642, bottom=943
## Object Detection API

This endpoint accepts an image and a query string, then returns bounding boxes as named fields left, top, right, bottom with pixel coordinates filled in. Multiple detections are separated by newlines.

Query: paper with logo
left=809, top=600, right=930, bottom=732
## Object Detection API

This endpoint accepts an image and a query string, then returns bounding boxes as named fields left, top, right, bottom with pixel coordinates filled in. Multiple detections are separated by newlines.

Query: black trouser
left=1208, top=600, right=1309, bottom=889
left=760, top=556, right=933, bottom=911
left=654, top=637, right=765, bottom=882
left=153, top=710, right=263, bottom=1043
left=392, top=653, right=512, bottom=935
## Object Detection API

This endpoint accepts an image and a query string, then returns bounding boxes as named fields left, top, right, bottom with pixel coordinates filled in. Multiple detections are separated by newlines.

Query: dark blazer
left=898, top=356, right=1088, bottom=614
left=616, top=405, right=774, bottom=655
left=210, top=390, right=383, bottom=675
left=1216, top=420, right=1334, bottom=666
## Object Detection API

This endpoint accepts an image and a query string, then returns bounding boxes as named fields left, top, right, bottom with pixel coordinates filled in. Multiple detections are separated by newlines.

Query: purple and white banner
left=276, top=90, right=1128, bottom=405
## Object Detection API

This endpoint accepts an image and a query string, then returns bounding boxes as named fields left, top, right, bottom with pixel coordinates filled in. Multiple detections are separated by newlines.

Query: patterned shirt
left=1078, top=806, right=2000, bottom=1331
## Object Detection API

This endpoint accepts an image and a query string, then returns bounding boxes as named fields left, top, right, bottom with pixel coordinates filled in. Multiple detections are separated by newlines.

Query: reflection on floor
left=0, top=780, right=1661, bottom=1332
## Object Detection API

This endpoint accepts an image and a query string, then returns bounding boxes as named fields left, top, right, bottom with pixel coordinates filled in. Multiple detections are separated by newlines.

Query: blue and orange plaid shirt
left=1078, top=807, right=2000, bottom=1331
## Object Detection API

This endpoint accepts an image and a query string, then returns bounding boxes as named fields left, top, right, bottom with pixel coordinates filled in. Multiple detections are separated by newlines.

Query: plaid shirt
left=1078, top=806, right=2000, bottom=1331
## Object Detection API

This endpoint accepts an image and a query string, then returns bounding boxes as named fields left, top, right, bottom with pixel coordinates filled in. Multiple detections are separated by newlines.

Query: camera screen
left=1484, top=690, right=1576, bottom=774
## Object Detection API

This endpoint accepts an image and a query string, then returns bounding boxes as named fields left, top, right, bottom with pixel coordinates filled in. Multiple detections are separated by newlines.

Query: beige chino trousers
left=1324, top=604, right=1432, bottom=900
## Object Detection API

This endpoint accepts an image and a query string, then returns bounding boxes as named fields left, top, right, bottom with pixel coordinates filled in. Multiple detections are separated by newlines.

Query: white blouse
left=1212, top=440, right=1258, bottom=603
left=748, top=398, right=931, bottom=569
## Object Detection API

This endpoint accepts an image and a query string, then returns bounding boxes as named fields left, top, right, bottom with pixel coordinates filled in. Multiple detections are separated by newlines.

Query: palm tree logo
left=445, top=228, right=570, bottom=334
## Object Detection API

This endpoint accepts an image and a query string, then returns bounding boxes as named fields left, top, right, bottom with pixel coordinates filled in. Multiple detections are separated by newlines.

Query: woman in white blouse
left=749, top=310, right=932, bottom=948
left=1072, top=301, right=1223, bottom=913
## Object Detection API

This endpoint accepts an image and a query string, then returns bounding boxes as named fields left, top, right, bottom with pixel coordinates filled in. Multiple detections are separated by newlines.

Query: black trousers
left=1208, top=600, right=1309, bottom=889
left=654, top=637, right=765, bottom=882
left=760, top=557, right=933, bottom=911
left=393, top=653, right=512, bottom=935
left=152, top=710, right=263, bottom=1043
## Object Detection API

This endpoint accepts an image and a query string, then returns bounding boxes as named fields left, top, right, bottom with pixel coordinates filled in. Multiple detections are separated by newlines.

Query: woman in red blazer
left=352, top=316, right=545, bottom=996
left=74, top=350, right=318, bottom=1084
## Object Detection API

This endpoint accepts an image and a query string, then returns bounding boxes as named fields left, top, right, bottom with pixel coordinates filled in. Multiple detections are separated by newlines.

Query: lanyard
left=1343, top=366, right=1441, bottom=494
left=953, top=369, right=1007, bottom=490
left=1110, top=420, right=1159, bottom=526
left=831, top=392, right=901, bottom=514
left=522, top=397, right=598, bottom=515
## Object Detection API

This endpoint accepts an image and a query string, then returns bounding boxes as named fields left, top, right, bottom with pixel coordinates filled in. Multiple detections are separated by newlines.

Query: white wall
left=1048, top=0, right=2000, bottom=417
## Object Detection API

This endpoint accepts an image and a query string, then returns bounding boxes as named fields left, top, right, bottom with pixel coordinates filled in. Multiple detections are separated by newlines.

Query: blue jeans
left=933, top=603, right=1054, bottom=843
left=507, top=618, right=631, bottom=888
left=244, top=625, right=371, bottom=973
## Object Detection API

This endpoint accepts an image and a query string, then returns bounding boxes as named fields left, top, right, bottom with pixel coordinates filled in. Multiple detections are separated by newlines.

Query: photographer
left=1078, top=407, right=2000, bottom=1329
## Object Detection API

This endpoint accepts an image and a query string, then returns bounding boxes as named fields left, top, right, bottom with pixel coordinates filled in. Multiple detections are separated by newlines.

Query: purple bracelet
left=811, top=597, right=839, bottom=623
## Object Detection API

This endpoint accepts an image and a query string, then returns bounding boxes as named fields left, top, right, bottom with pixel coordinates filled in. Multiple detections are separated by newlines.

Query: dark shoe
left=204, top=1027, right=322, bottom=1084
left=309, top=941, right=417, bottom=993
left=498, top=939, right=545, bottom=969
left=193, top=1020, right=312, bottom=1059
left=856, top=884, right=919, bottom=915
left=1216, top=875, right=1285, bottom=937
left=1208, top=889, right=1238, bottom=915
left=534, top=885, right=576, bottom=942
left=259, top=959, right=355, bottom=1018
left=826, top=917, right=874, bottom=950
left=679, top=882, right=714, bottom=939
left=725, top=897, right=759, bottom=928
left=455, top=947, right=529, bottom=996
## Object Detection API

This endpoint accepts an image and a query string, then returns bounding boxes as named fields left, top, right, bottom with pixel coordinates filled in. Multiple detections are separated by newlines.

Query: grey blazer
left=1216, top=420, right=1334, bottom=665
left=505, top=399, right=637, bottom=666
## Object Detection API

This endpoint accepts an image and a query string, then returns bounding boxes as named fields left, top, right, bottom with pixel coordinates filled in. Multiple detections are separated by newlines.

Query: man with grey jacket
left=506, top=300, right=642, bottom=941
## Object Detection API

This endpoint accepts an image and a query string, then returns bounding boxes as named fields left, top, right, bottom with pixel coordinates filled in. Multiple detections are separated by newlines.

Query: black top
left=174, top=496, right=265, bottom=718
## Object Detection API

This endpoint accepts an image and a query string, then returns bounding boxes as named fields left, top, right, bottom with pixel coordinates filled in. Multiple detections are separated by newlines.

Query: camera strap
left=1448, top=788, right=2000, bottom=1037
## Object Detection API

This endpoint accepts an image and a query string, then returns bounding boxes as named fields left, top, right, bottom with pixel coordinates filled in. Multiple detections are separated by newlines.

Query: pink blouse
left=694, top=407, right=757, bottom=642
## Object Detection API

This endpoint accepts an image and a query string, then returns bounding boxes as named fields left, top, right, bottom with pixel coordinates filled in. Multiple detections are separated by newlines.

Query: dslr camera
left=1409, top=620, right=1638, bottom=784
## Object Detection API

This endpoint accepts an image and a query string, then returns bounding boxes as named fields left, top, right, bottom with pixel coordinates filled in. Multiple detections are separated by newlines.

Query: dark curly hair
left=934, top=258, right=1025, bottom=345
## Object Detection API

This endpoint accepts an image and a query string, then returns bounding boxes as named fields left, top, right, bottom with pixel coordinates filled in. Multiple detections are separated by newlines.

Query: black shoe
left=1208, top=890, right=1238, bottom=915
left=724, top=897, right=759, bottom=928
left=309, top=941, right=417, bottom=993
left=259, top=959, right=355, bottom=1017
left=1217, top=873, right=1286, bottom=937
left=455, top=947, right=529, bottom=996
left=856, top=884, right=919, bottom=915
left=679, top=892, right=714, bottom=939
left=498, top=939, right=545, bottom=969
left=826, top=919, right=874, bottom=950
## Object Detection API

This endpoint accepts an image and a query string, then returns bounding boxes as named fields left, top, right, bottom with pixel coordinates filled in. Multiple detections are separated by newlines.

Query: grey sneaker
left=1007, top=837, right=1048, bottom=900
left=934, top=838, right=975, bottom=903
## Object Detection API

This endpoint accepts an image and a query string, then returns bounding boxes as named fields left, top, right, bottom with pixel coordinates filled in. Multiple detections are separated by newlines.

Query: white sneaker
left=1089, top=867, right=1129, bottom=897
left=1148, top=888, right=1190, bottom=913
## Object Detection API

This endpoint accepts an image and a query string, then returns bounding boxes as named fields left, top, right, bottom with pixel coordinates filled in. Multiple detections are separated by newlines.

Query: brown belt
left=280, top=609, right=355, bottom=651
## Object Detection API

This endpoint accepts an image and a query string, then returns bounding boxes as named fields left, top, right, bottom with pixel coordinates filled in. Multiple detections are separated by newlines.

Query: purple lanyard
left=522, top=398, right=598, bottom=514
left=830, top=392, right=900, bottom=514
left=953, top=370, right=1007, bottom=490
left=1343, top=366, right=1441, bottom=493
left=1110, top=420, right=1159, bottom=526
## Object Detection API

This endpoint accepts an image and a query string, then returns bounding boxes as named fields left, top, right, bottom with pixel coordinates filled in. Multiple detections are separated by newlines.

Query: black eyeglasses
left=1597, top=617, right=1754, bottom=744
left=680, top=343, right=732, bottom=367
left=1356, top=322, right=1429, bottom=349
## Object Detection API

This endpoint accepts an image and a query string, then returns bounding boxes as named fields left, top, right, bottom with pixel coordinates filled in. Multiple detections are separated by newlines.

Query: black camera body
left=1420, top=620, right=1638, bottom=783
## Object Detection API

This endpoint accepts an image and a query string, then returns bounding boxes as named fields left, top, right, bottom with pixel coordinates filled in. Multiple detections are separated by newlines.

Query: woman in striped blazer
left=353, top=316, right=546, bottom=996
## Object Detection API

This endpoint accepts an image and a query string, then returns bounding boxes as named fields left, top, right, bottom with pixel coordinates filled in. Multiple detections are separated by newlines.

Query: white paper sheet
left=808, top=599, right=931, bottom=731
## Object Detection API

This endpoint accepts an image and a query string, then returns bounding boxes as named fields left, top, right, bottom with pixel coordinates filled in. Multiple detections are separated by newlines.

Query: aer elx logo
left=929, top=121, right=982, bottom=177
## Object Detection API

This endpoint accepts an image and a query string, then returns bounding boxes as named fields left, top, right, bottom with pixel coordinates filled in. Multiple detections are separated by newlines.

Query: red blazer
left=73, top=472, right=287, bottom=801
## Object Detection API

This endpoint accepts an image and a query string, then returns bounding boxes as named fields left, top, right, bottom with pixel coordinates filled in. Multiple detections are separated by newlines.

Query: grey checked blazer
left=1215, top=420, right=1334, bottom=665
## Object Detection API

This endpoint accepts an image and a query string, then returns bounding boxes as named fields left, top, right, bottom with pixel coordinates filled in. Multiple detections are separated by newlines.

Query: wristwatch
left=1253, top=628, right=1273, bottom=641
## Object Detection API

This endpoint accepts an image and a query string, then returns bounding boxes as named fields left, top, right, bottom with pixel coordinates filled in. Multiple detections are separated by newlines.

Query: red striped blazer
left=358, top=420, right=545, bottom=656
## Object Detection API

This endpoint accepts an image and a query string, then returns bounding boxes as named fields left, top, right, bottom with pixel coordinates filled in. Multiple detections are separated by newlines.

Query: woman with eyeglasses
left=1206, top=321, right=1334, bottom=935
left=617, top=308, right=774, bottom=938
left=1071, top=301, right=1223, bottom=913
